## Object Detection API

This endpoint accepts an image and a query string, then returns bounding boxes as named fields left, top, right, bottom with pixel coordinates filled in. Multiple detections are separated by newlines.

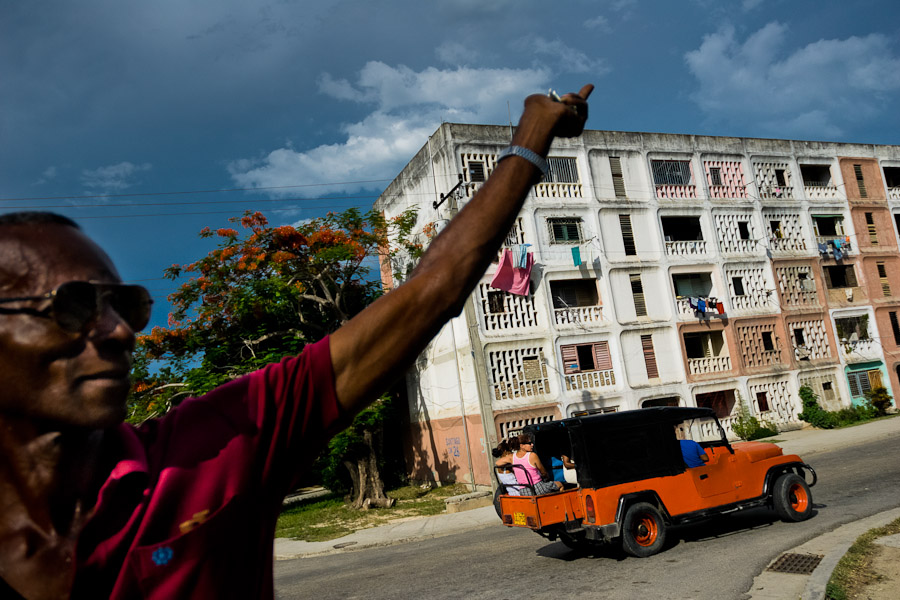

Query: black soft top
left=523, top=407, right=720, bottom=489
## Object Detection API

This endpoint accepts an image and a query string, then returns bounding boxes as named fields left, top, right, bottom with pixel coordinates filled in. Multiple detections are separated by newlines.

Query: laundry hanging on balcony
left=512, top=243, right=532, bottom=268
left=688, top=296, right=725, bottom=316
left=817, top=242, right=829, bottom=256
left=571, top=246, right=582, bottom=266
left=490, top=248, right=534, bottom=296
left=832, top=238, right=843, bottom=261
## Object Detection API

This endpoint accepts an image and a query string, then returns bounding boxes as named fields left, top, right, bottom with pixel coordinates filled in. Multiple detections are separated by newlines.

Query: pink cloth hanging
left=490, top=248, right=534, bottom=296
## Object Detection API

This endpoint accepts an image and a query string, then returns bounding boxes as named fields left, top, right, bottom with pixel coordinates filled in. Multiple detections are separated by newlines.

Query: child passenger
left=492, top=439, right=520, bottom=495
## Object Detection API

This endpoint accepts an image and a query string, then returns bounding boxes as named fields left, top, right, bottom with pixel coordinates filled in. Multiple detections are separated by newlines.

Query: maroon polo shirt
left=71, top=337, right=343, bottom=599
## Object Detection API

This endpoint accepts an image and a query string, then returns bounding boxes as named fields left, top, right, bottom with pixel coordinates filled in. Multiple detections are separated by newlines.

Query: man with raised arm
left=0, top=84, right=592, bottom=599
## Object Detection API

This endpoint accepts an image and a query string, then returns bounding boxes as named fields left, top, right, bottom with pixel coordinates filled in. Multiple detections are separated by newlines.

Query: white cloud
left=436, top=41, right=480, bottom=66
left=231, top=63, right=551, bottom=195
left=81, top=161, right=152, bottom=192
left=685, top=23, right=900, bottom=138
left=742, top=0, right=764, bottom=10
left=585, top=16, right=611, bottom=33
left=34, top=166, right=58, bottom=185
left=526, top=38, right=610, bottom=75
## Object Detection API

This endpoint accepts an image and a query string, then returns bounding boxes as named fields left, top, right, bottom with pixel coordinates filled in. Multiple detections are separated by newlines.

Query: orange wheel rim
left=789, top=483, right=809, bottom=512
left=633, top=515, right=658, bottom=546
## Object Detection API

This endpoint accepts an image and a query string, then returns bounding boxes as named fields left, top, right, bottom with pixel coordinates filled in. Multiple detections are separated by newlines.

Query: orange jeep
left=495, top=407, right=816, bottom=557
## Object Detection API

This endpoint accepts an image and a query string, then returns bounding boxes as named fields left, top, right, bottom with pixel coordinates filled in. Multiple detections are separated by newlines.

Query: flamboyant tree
left=130, top=207, right=423, bottom=508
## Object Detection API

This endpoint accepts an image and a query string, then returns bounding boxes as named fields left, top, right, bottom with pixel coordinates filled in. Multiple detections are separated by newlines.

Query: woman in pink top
left=512, top=433, right=563, bottom=495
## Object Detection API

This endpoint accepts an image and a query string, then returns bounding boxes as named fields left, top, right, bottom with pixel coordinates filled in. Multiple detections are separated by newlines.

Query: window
left=547, top=217, right=583, bottom=243
left=761, top=331, right=775, bottom=352
left=487, top=291, right=505, bottom=314
left=610, top=157, right=626, bottom=197
left=877, top=262, right=891, bottom=296
left=756, top=391, right=770, bottom=413
left=695, top=389, right=736, bottom=419
left=619, top=214, right=636, bottom=256
left=798, top=271, right=816, bottom=292
left=812, top=215, right=844, bottom=237
left=891, top=311, right=900, bottom=344
left=854, top=164, right=868, bottom=198
left=847, top=370, right=880, bottom=397
left=520, top=356, right=543, bottom=381
left=683, top=331, right=725, bottom=359
left=800, top=164, right=832, bottom=187
left=775, top=169, right=787, bottom=187
left=672, top=273, right=713, bottom=297
left=835, top=315, right=869, bottom=341
left=641, top=334, right=659, bottom=379
left=866, top=212, right=878, bottom=245
left=823, top=265, right=858, bottom=289
left=770, top=220, right=783, bottom=238
left=546, top=157, right=579, bottom=183
left=709, top=167, right=722, bottom=186
left=661, top=216, right=703, bottom=241
left=884, top=166, right=900, bottom=188
left=793, top=327, right=806, bottom=346
left=732, top=276, right=746, bottom=296
left=651, top=160, right=692, bottom=186
left=550, top=279, right=598, bottom=309
left=630, top=273, right=647, bottom=316
left=468, top=161, right=486, bottom=182
left=560, top=341, right=612, bottom=374
left=737, top=221, right=751, bottom=240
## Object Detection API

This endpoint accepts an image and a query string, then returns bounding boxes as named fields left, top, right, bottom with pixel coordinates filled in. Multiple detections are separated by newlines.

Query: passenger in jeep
left=513, top=433, right=563, bottom=494
left=676, top=425, right=709, bottom=468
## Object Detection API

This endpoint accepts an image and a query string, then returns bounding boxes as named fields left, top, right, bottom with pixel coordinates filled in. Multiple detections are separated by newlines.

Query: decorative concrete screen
left=488, top=346, right=550, bottom=401
left=478, top=283, right=539, bottom=332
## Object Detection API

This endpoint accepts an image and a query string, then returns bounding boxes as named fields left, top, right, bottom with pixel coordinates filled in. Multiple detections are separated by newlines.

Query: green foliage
left=798, top=384, right=885, bottom=429
left=731, top=393, right=779, bottom=441
left=865, top=386, right=893, bottom=416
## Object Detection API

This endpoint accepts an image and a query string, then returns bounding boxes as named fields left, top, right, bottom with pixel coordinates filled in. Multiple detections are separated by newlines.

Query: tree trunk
left=345, top=429, right=395, bottom=510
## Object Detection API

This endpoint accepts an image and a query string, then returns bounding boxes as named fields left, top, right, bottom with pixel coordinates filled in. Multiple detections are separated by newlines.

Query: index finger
left=578, top=84, right=594, bottom=100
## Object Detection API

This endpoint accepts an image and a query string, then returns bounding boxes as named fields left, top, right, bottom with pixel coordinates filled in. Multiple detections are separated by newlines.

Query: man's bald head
left=0, top=212, right=83, bottom=295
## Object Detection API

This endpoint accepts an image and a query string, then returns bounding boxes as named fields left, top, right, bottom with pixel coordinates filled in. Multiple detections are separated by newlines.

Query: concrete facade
left=375, top=124, right=900, bottom=488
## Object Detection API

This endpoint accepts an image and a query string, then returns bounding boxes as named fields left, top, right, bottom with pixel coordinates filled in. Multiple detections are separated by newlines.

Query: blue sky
left=3, top=0, right=900, bottom=329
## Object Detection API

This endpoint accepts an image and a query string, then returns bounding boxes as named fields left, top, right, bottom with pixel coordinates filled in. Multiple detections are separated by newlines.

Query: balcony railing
left=688, top=355, right=732, bottom=375
left=554, top=305, right=605, bottom=326
left=564, top=369, right=616, bottom=391
left=769, top=236, right=807, bottom=252
left=840, top=338, right=881, bottom=363
left=708, top=185, right=748, bottom=199
left=534, top=182, right=583, bottom=198
left=723, top=239, right=757, bottom=254
left=656, top=184, right=697, bottom=199
left=666, top=240, right=707, bottom=256
left=804, top=182, right=839, bottom=200
left=889, top=187, right=900, bottom=200
left=759, top=185, right=794, bottom=200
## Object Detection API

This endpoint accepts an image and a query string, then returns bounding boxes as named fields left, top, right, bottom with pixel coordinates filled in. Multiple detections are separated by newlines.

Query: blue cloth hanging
left=571, top=246, right=582, bottom=266
left=833, top=246, right=843, bottom=261
left=689, top=297, right=699, bottom=310
left=817, top=243, right=829, bottom=255
left=698, top=299, right=707, bottom=313
left=516, top=243, right=532, bottom=268
left=833, top=238, right=843, bottom=250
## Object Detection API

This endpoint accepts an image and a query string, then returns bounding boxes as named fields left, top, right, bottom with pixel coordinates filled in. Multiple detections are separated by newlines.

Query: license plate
left=513, top=512, right=527, bottom=526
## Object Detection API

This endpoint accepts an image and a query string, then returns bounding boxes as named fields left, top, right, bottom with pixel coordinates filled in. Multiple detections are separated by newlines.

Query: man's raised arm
left=330, top=84, right=594, bottom=418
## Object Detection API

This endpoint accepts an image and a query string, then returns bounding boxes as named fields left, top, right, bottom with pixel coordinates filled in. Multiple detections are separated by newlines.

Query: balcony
left=656, top=184, right=697, bottom=199
left=688, top=355, right=732, bottom=375
left=535, top=182, right=583, bottom=198
left=554, top=305, right=605, bottom=326
left=708, top=185, right=748, bottom=200
left=889, top=187, right=900, bottom=201
left=760, top=185, right=794, bottom=200
left=840, top=338, right=881, bottom=363
left=769, top=236, right=807, bottom=253
left=804, top=182, right=840, bottom=200
left=564, top=369, right=616, bottom=391
left=666, top=240, right=707, bottom=256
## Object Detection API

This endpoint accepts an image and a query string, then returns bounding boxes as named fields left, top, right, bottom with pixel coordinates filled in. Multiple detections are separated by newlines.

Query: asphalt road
left=275, top=436, right=900, bottom=600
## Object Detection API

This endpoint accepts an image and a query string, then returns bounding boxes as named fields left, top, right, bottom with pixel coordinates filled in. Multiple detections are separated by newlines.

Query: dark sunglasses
left=0, top=280, right=153, bottom=333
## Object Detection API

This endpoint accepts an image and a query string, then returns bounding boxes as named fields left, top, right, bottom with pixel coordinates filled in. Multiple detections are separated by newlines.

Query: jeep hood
left=732, top=441, right=784, bottom=462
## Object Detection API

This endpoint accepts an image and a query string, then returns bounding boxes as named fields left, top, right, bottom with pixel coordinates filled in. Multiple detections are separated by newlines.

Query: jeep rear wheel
left=621, top=502, right=666, bottom=558
left=773, top=473, right=813, bottom=522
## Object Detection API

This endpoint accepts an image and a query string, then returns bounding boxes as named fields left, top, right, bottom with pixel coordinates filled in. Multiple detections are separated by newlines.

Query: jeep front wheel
left=772, top=473, right=813, bottom=522
left=621, top=502, right=666, bottom=558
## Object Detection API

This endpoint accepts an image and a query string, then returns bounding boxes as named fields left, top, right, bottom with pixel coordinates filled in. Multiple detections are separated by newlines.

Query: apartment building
left=374, top=124, right=900, bottom=488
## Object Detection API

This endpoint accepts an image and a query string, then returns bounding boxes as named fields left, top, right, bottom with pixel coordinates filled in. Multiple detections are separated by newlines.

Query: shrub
left=797, top=385, right=836, bottom=429
left=732, top=393, right=780, bottom=441
left=866, top=386, right=893, bottom=417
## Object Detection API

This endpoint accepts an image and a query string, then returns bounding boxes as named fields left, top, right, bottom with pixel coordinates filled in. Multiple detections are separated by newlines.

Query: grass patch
left=275, top=483, right=470, bottom=542
left=826, top=516, right=900, bottom=600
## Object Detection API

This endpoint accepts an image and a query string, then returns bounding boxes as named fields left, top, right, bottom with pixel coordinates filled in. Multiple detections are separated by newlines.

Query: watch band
left=497, top=145, right=549, bottom=176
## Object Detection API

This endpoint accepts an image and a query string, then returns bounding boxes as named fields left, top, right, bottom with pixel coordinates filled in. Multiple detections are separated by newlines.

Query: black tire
left=772, top=473, right=813, bottom=522
left=559, top=531, right=592, bottom=552
left=493, top=486, right=503, bottom=517
left=621, top=502, right=667, bottom=558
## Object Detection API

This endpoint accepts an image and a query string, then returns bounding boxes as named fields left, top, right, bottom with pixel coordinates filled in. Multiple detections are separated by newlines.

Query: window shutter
left=630, top=274, right=647, bottom=316
left=610, top=157, right=626, bottom=197
left=845, top=266, right=858, bottom=287
left=855, top=164, right=868, bottom=198
left=868, top=369, right=883, bottom=390
left=866, top=212, right=878, bottom=244
left=640, top=334, right=659, bottom=379
left=561, top=344, right=580, bottom=374
left=878, top=262, right=891, bottom=296
left=890, top=311, right=900, bottom=344
left=822, top=267, right=833, bottom=288
left=847, top=373, right=861, bottom=397
left=860, top=371, right=874, bottom=395
left=756, top=392, right=770, bottom=412
left=619, top=214, right=636, bottom=256
left=593, top=341, right=612, bottom=370
left=468, top=161, right=486, bottom=182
